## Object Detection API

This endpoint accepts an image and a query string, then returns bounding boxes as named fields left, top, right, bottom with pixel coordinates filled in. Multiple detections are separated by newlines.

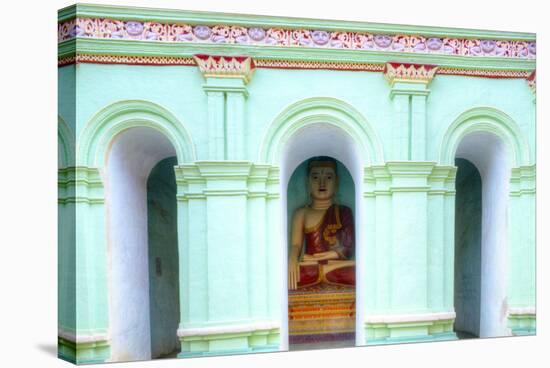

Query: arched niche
left=105, top=127, right=180, bottom=361
left=77, top=101, right=196, bottom=362
left=440, top=107, right=531, bottom=338
left=439, top=107, right=530, bottom=167
left=287, top=157, right=357, bottom=349
left=77, top=100, right=196, bottom=168
left=259, top=97, right=383, bottom=350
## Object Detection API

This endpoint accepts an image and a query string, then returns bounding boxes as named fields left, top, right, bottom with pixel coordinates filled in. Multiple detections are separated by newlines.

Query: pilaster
left=58, top=167, right=110, bottom=364
left=174, top=165, right=208, bottom=328
left=384, top=62, right=438, bottom=161
left=194, top=55, right=254, bottom=161
left=247, top=165, right=271, bottom=321
left=363, top=162, right=457, bottom=344
left=200, top=161, right=252, bottom=324
left=265, top=167, right=282, bottom=322
left=507, top=165, right=536, bottom=335
left=427, top=166, right=457, bottom=312
left=175, top=162, right=280, bottom=356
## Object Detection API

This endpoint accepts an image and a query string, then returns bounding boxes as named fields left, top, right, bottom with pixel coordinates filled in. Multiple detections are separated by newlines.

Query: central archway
left=259, top=97, right=383, bottom=350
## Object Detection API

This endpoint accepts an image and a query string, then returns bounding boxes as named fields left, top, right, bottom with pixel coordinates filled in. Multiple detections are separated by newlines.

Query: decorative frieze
left=58, top=17, right=536, bottom=60
left=194, top=54, right=255, bottom=84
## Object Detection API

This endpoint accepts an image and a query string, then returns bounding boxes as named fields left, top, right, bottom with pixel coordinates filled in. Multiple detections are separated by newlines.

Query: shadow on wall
left=454, top=158, right=482, bottom=338
left=147, top=156, right=181, bottom=359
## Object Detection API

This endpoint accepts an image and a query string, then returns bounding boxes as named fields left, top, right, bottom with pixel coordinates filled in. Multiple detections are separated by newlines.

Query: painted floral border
left=58, top=18, right=536, bottom=59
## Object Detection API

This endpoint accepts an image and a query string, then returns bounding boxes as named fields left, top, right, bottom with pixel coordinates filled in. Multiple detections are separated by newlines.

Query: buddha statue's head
left=307, top=157, right=338, bottom=202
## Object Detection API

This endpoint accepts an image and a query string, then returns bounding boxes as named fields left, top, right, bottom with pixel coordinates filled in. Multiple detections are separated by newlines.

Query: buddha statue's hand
left=302, top=254, right=319, bottom=262
left=309, top=250, right=339, bottom=261
left=288, top=258, right=300, bottom=290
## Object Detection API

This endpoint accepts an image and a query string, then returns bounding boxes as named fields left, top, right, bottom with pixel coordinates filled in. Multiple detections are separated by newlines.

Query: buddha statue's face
left=308, top=165, right=337, bottom=201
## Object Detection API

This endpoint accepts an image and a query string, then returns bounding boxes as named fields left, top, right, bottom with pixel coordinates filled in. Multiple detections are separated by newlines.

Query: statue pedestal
left=288, top=283, right=355, bottom=345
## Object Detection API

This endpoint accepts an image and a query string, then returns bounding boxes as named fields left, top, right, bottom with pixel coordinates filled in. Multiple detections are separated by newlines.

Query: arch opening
left=105, top=127, right=181, bottom=361
left=279, top=122, right=367, bottom=350
left=453, top=132, right=510, bottom=339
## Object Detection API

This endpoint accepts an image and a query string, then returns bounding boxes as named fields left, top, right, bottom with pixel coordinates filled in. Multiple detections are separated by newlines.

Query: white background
left=0, top=0, right=546, bottom=367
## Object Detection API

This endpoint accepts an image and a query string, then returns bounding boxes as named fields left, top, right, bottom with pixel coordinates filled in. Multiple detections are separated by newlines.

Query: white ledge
left=365, top=312, right=456, bottom=324
left=177, top=320, right=280, bottom=337
left=58, top=329, right=109, bottom=344
left=508, top=307, right=536, bottom=316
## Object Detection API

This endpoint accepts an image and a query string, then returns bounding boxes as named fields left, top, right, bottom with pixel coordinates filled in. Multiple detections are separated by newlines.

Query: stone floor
left=156, top=348, right=180, bottom=359
left=456, top=330, right=478, bottom=340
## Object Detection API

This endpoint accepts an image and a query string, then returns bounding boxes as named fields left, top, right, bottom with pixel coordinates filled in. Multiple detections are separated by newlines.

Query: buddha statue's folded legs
left=297, top=260, right=355, bottom=288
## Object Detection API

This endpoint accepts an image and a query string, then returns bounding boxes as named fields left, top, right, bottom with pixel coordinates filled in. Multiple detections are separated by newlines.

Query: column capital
left=58, top=166, right=104, bottom=204
left=384, top=62, right=438, bottom=97
left=510, top=164, right=536, bottom=195
left=364, top=162, right=456, bottom=196
left=194, top=54, right=255, bottom=85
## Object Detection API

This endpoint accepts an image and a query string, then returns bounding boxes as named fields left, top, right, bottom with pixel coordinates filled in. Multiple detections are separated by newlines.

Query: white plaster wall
left=103, top=127, right=177, bottom=362
left=278, top=123, right=366, bottom=349
left=455, top=132, right=510, bottom=338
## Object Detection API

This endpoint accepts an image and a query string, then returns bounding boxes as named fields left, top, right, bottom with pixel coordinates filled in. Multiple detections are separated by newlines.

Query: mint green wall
left=60, top=61, right=536, bottom=359
left=58, top=192, right=76, bottom=333
left=57, top=8, right=536, bottom=361
left=58, top=65, right=76, bottom=134
left=147, top=156, right=180, bottom=358
left=58, top=65, right=75, bottom=334
left=69, top=65, right=535, bottom=166
left=74, top=64, right=207, bottom=159
left=247, top=69, right=391, bottom=160
left=428, top=75, right=535, bottom=163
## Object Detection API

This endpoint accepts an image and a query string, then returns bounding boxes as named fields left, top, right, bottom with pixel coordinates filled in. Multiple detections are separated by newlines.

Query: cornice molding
left=59, top=4, right=536, bottom=41
left=59, top=17, right=536, bottom=60
left=58, top=8, right=536, bottom=61
left=57, top=7, right=536, bottom=79
left=58, top=37, right=535, bottom=77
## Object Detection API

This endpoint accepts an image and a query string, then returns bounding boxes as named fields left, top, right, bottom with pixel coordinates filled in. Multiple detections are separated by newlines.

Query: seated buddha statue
left=288, top=157, right=355, bottom=290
